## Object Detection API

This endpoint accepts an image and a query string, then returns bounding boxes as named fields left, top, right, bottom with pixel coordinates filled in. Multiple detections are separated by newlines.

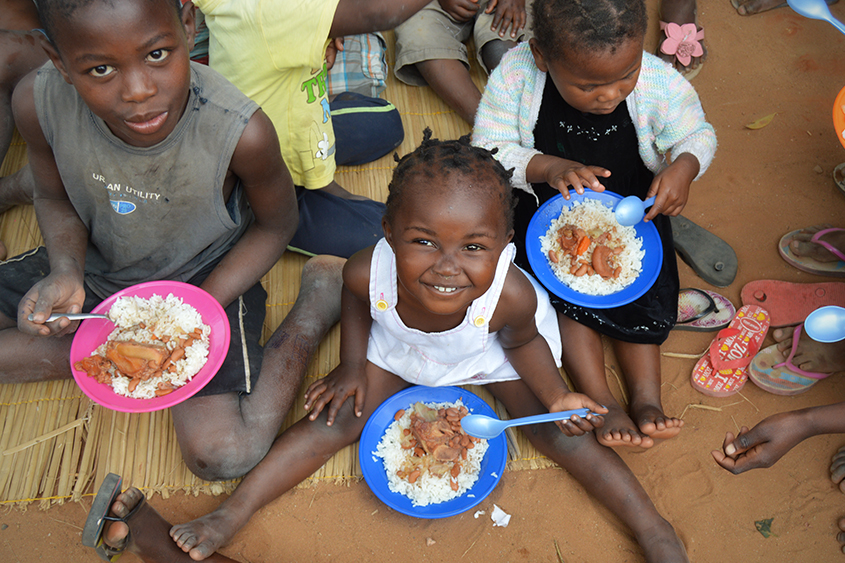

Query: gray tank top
left=34, top=62, right=260, bottom=298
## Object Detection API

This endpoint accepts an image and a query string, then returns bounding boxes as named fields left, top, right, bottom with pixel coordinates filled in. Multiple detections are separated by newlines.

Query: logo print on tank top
left=110, top=200, right=136, bottom=214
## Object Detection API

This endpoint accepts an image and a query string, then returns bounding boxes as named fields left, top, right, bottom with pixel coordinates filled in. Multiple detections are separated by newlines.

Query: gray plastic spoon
left=460, top=408, right=597, bottom=440
left=788, top=0, right=845, bottom=35
left=803, top=305, right=845, bottom=343
left=613, top=195, right=656, bottom=227
left=27, top=313, right=112, bottom=323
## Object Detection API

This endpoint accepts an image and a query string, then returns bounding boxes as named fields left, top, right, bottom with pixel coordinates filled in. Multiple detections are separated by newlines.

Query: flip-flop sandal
left=691, top=305, right=771, bottom=397
left=741, top=280, right=845, bottom=327
left=748, top=324, right=833, bottom=395
left=778, top=227, right=845, bottom=277
left=82, top=473, right=144, bottom=561
left=658, top=21, right=705, bottom=80
left=675, top=288, right=736, bottom=331
left=671, top=215, right=738, bottom=287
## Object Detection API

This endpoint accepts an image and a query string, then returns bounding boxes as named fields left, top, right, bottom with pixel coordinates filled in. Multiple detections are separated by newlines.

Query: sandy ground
left=3, top=0, right=845, bottom=561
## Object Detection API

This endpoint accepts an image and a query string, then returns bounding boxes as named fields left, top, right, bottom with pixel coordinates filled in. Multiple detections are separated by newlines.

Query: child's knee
left=180, top=435, right=270, bottom=481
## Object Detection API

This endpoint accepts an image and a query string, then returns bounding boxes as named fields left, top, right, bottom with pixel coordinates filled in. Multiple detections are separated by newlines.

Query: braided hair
left=385, top=128, right=516, bottom=232
left=531, top=0, right=647, bottom=63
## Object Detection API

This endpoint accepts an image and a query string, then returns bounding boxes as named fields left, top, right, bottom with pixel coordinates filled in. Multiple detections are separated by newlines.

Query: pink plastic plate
left=69, top=281, right=230, bottom=413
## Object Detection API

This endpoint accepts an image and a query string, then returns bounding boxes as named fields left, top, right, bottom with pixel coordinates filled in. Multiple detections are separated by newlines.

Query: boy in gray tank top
left=0, top=3, right=345, bottom=558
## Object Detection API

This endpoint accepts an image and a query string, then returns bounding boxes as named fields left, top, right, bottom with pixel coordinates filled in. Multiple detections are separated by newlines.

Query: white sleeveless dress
left=366, top=238, right=562, bottom=386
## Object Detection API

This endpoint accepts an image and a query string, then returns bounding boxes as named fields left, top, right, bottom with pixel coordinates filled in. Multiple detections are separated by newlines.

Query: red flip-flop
left=741, top=280, right=845, bottom=327
left=691, top=305, right=771, bottom=397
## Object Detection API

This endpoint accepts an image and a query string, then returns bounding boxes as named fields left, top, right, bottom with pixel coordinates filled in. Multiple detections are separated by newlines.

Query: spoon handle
left=832, top=17, right=845, bottom=36
left=505, top=408, right=595, bottom=428
left=28, top=313, right=111, bottom=323
left=642, top=196, right=656, bottom=208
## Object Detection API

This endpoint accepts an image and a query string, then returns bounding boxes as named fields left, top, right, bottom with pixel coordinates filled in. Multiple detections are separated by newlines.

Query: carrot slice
left=575, top=236, right=592, bottom=256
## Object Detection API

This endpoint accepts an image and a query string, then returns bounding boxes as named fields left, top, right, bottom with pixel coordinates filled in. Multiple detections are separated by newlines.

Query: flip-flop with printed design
left=691, top=305, right=771, bottom=397
left=779, top=227, right=845, bottom=277
left=741, top=280, right=845, bottom=327
left=748, top=324, right=833, bottom=395
left=82, top=473, right=144, bottom=561
left=675, top=288, right=736, bottom=331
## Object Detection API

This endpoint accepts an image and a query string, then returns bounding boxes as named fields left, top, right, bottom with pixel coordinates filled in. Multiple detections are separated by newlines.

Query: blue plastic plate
left=525, top=191, right=663, bottom=309
left=359, top=386, right=507, bottom=519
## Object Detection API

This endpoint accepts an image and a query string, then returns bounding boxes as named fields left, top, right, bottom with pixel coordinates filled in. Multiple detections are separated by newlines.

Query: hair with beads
left=385, top=129, right=516, bottom=233
left=531, top=0, right=647, bottom=62
left=36, top=0, right=184, bottom=46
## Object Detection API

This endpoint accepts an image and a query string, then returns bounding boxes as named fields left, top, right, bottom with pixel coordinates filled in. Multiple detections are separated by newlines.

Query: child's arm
left=303, top=248, right=374, bottom=425
left=438, top=0, right=480, bottom=22
left=712, top=402, right=845, bottom=474
left=329, top=0, right=449, bottom=37
left=641, top=57, right=715, bottom=221
left=197, top=110, right=298, bottom=309
left=494, top=266, right=607, bottom=434
left=641, top=152, right=698, bottom=222
left=11, top=71, right=89, bottom=337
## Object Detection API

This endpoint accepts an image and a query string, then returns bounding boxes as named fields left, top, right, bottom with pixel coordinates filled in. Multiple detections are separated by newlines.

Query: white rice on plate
left=375, top=399, right=489, bottom=507
left=540, top=198, right=645, bottom=295
left=86, top=293, right=210, bottom=399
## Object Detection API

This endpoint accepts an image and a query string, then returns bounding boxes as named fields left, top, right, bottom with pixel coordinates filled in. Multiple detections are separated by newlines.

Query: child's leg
left=169, top=362, right=411, bottom=561
left=487, top=379, right=689, bottom=563
left=170, top=256, right=345, bottom=481
left=612, top=339, right=683, bottom=441
left=99, top=487, right=237, bottom=562
left=416, top=59, right=481, bottom=125
left=557, top=312, right=652, bottom=448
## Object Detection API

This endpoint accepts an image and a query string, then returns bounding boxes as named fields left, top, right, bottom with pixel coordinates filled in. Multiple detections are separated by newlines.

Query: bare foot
left=773, top=325, right=845, bottom=375
left=658, top=0, right=706, bottom=77
left=594, top=404, right=654, bottom=448
left=831, top=445, right=845, bottom=494
left=788, top=225, right=845, bottom=264
left=637, top=519, right=690, bottom=563
left=170, top=502, right=249, bottom=561
left=101, top=486, right=235, bottom=562
left=631, top=401, right=684, bottom=441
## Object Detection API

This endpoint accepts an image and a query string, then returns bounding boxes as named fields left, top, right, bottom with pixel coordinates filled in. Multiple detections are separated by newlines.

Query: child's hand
left=711, top=412, right=809, bottom=474
left=547, top=393, right=608, bottom=436
left=438, top=0, right=480, bottom=22
left=486, top=0, right=526, bottom=38
left=325, top=38, right=344, bottom=70
left=303, top=364, right=368, bottom=426
left=642, top=153, right=699, bottom=222
left=542, top=157, right=610, bottom=200
left=18, top=272, right=86, bottom=337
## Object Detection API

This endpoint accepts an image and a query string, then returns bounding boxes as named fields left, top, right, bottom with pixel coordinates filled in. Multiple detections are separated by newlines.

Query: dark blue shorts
left=288, top=186, right=385, bottom=258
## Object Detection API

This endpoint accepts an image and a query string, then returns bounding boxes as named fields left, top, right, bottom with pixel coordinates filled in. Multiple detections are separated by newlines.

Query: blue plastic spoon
left=788, top=0, right=845, bottom=35
left=803, top=305, right=845, bottom=343
left=613, top=195, right=656, bottom=227
left=460, top=408, right=597, bottom=439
